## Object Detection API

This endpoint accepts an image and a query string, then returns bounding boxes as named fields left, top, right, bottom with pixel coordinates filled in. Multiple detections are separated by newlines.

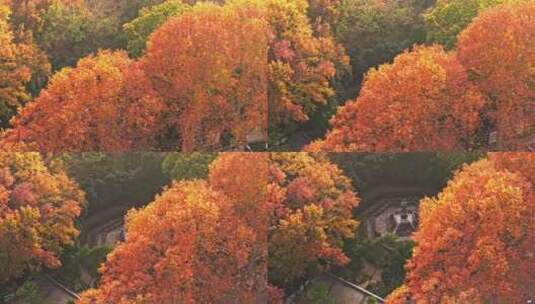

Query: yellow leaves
left=0, top=152, right=84, bottom=284
left=385, top=284, right=412, bottom=304
left=0, top=5, right=35, bottom=123
left=241, top=0, right=348, bottom=127
left=266, top=152, right=359, bottom=286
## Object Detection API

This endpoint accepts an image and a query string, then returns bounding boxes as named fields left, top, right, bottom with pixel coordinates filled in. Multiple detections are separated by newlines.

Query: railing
left=324, top=273, right=386, bottom=303
left=42, top=273, right=80, bottom=300
left=286, top=273, right=385, bottom=304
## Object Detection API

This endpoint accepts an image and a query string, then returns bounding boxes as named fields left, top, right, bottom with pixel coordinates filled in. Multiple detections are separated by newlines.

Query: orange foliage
left=2, top=51, right=165, bottom=152
left=267, top=153, right=359, bottom=286
left=489, top=152, right=535, bottom=185
left=209, top=152, right=268, bottom=230
left=207, top=152, right=360, bottom=288
left=3, top=4, right=268, bottom=152
left=227, top=0, right=348, bottom=129
left=399, top=157, right=535, bottom=303
left=78, top=180, right=262, bottom=304
left=141, top=5, right=268, bottom=151
left=307, top=45, right=486, bottom=152
left=78, top=152, right=358, bottom=301
left=457, top=2, right=535, bottom=149
left=208, top=152, right=269, bottom=298
left=0, top=152, right=84, bottom=284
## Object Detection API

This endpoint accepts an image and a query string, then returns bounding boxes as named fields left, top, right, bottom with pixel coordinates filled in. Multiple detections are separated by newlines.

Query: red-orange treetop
left=307, top=45, right=486, bottom=152
left=2, top=51, right=165, bottom=152
left=78, top=180, right=261, bottom=304
left=390, top=156, right=535, bottom=303
left=141, top=5, right=268, bottom=151
left=457, top=2, right=535, bottom=149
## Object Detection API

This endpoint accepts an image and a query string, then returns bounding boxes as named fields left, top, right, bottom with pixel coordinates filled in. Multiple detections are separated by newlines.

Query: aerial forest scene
left=0, top=0, right=534, bottom=303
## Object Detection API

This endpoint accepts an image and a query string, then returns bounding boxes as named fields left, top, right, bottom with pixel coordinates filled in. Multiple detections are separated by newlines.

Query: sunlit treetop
left=2, top=3, right=269, bottom=152
left=457, top=1, right=535, bottom=149
left=77, top=180, right=262, bottom=304
left=387, top=157, right=535, bottom=303
left=208, top=152, right=269, bottom=228
left=204, top=152, right=359, bottom=289
left=207, top=152, right=269, bottom=296
left=306, top=45, right=486, bottom=152
left=141, top=4, right=268, bottom=151
left=268, top=152, right=359, bottom=287
left=2, top=50, right=165, bottom=152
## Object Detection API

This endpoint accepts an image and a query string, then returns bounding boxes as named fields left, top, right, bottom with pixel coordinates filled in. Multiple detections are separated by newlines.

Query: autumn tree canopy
left=2, top=50, right=165, bottom=152
left=206, top=152, right=359, bottom=290
left=124, top=0, right=350, bottom=143
left=0, top=0, right=531, bottom=151
left=268, top=153, right=359, bottom=288
left=307, top=45, right=486, bottom=152
left=457, top=1, right=535, bottom=149
left=208, top=153, right=268, bottom=230
left=208, top=152, right=269, bottom=296
left=78, top=180, right=264, bottom=304
left=4, top=0, right=147, bottom=70
left=387, top=156, right=535, bottom=303
left=225, top=0, right=348, bottom=141
left=205, top=152, right=361, bottom=289
left=141, top=4, right=268, bottom=151
left=82, top=152, right=357, bottom=301
left=2, top=4, right=269, bottom=152
left=0, top=152, right=85, bottom=284
left=490, top=152, right=535, bottom=186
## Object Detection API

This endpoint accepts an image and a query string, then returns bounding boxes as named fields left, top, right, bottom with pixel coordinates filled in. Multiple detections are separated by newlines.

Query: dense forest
left=0, top=0, right=534, bottom=303
left=0, top=0, right=533, bottom=152
left=1, top=152, right=534, bottom=303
